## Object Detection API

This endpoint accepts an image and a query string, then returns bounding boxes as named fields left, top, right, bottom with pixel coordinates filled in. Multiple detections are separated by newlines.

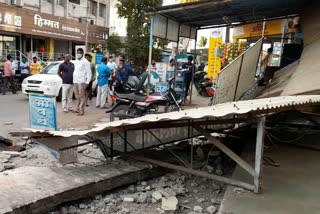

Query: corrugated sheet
left=27, top=95, right=320, bottom=137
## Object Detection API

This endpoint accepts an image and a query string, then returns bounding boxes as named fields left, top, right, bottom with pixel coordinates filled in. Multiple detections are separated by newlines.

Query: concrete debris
left=152, top=191, right=163, bottom=202
left=136, top=192, right=149, bottom=204
left=206, top=205, right=217, bottom=214
left=3, top=163, right=15, bottom=169
left=77, top=146, right=87, bottom=153
left=197, top=198, right=205, bottom=203
left=20, top=152, right=27, bottom=158
left=193, top=205, right=203, bottom=212
left=196, top=147, right=205, bottom=160
left=141, top=181, right=148, bottom=186
left=159, top=189, right=177, bottom=197
left=145, top=186, right=151, bottom=191
left=123, top=197, right=135, bottom=203
left=211, top=198, right=222, bottom=205
left=0, top=165, right=4, bottom=172
left=1, top=151, right=20, bottom=157
left=161, top=196, right=178, bottom=211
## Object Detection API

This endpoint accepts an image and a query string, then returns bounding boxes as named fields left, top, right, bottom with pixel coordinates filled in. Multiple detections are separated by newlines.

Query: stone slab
left=0, top=162, right=164, bottom=214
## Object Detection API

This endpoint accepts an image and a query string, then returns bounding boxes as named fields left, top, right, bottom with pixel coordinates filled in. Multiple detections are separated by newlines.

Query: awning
left=149, top=0, right=309, bottom=28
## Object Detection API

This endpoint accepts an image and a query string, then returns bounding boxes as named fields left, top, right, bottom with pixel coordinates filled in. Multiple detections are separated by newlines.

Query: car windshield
left=39, top=63, right=59, bottom=75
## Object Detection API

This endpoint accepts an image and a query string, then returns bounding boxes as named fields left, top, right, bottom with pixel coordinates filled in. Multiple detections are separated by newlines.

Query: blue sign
left=95, top=53, right=104, bottom=64
left=155, top=83, right=168, bottom=95
left=29, top=94, right=57, bottom=131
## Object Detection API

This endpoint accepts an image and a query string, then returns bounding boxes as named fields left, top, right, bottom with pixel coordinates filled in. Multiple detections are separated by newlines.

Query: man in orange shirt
left=2, top=55, right=17, bottom=95
left=30, top=57, right=41, bottom=75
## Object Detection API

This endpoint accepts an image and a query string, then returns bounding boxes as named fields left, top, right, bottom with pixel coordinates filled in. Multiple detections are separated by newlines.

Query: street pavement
left=0, top=93, right=109, bottom=138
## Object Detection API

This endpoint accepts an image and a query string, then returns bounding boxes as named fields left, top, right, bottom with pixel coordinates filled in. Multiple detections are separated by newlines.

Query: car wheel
left=56, top=88, right=62, bottom=102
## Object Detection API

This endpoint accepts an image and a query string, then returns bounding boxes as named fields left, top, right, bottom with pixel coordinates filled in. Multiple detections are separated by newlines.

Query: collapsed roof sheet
left=27, top=95, right=320, bottom=138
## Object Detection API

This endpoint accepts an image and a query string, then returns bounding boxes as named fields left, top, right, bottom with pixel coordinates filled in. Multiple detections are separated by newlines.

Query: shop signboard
left=155, top=62, right=168, bottom=83
left=29, top=94, right=57, bottom=131
left=0, top=4, right=108, bottom=44
left=207, top=28, right=223, bottom=82
left=233, top=17, right=300, bottom=39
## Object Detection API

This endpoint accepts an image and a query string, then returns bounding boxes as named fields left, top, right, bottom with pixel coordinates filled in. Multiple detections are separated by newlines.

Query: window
left=89, top=0, right=97, bottom=16
left=99, top=3, right=106, bottom=18
left=69, top=0, right=80, bottom=4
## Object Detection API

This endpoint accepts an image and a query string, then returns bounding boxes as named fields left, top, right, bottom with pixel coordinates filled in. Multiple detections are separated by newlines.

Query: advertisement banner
left=156, top=62, right=168, bottom=83
left=207, top=29, right=223, bottom=82
left=29, top=94, right=57, bottom=131
left=233, top=17, right=300, bottom=39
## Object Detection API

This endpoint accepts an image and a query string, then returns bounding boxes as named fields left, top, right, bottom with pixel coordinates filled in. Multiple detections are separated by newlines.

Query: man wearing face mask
left=72, top=48, right=92, bottom=116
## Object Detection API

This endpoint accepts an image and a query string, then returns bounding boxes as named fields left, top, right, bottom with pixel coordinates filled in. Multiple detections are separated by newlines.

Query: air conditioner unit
left=11, top=0, right=24, bottom=7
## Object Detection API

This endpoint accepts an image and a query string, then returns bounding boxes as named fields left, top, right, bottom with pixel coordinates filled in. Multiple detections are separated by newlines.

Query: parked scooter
left=107, top=76, right=181, bottom=122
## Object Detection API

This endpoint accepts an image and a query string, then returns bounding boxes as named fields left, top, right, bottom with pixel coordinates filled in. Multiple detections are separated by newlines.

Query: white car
left=22, top=61, right=70, bottom=101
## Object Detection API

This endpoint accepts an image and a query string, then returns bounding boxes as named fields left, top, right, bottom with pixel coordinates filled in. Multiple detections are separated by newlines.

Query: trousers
left=73, top=83, right=86, bottom=113
left=96, top=84, right=109, bottom=108
left=2, top=76, right=16, bottom=94
left=62, top=84, right=73, bottom=110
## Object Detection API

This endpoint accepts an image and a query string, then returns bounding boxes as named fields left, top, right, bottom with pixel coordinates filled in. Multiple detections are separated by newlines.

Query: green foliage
left=106, top=34, right=125, bottom=56
left=199, top=36, right=208, bottom=47
left=117, top=0, right=165, bottom=66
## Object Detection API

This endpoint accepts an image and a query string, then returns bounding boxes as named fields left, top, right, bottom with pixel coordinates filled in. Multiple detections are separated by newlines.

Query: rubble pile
left=49, top=170, right=226, bottom=214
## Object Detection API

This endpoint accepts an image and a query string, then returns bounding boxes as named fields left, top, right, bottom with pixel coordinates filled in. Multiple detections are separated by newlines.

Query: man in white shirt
left=107, top=56, right=117, bottom=89
left=73, top=48, right=92, bottom=116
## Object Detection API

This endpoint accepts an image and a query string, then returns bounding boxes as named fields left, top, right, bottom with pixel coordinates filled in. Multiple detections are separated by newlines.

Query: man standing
left=107, top=56, right=117, bottom=90
left=58, top=54, right=74, bottom=112
left=96, top=57, right=111, bottom=109
left=30, top=57, right=41, bottom=75
left=258, top=48, right=273, bottom=85
left=84, top=54, right=96, bottom=106
left=20, top=58, right=30, bottom=81
left=182, top=56, right=195, bottom=101
left=2, top=55, right=16, bottom=95
left=73, top=48, right=92, bottom=116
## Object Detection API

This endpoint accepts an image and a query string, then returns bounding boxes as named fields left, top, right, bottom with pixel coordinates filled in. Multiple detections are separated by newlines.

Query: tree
left=199, top=36, right=208, bottom=47
left=117, top=0, right=164, bottom=66
left=106, top=34, right=125, bottom=56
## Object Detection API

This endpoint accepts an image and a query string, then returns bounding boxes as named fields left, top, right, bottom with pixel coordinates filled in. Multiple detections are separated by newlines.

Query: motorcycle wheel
left=110, top=105, right=136, bottom=122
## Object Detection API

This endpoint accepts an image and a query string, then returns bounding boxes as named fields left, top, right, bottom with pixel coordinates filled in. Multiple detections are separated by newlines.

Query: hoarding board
left=29, top=94, right=57, bottom=131
left=207, top=28, right=223, bottom=82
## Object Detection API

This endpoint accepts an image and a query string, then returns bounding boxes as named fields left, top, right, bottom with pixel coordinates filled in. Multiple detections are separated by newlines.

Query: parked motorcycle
left=107, top=76, right=181, bottom=122
left=193, top=70, right=215, bottom=97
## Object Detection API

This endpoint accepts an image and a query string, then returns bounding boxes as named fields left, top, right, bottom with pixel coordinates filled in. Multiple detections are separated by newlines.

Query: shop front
left=0, top=3, right=108, bottom=61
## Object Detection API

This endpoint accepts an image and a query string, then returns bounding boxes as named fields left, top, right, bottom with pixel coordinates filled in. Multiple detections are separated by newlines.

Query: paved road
left=0, top=93, right=109, bottom=138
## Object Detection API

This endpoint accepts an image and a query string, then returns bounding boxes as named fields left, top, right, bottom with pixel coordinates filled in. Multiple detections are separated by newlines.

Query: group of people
left=1, top=55, right=41, bottom=95
left=58, top=48, right=142, bottom=116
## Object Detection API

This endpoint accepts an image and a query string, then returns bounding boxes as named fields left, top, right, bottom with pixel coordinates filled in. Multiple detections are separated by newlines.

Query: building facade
left=0, top=0, right=110, bottom=61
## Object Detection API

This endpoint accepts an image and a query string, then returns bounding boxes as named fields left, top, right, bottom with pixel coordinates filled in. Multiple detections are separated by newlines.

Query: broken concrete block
left=1, top=151, right=20, bottom=157
left=193, top=206, right=203, bottom=213
left=197, top=198, right=205, bottom=203
left=77, top=146, right=87, bottom=153
left=3, top=163, right=15, bottom=169
left=206, top=205, right=217, bottom=214
left=159, top=189, right=176, bottom=197
left=161, top=196, right=178, bottom=211
left=20, top=152, right=27, bottom=158
left=152, top=191, right=163, bottom=201
left=141, top=181, right=148, bottom=186
left=210, top=198, right=221, bottom=205
left=123, top=197, right=135, bottom=203
left=145, top=186, right=151, bottom=191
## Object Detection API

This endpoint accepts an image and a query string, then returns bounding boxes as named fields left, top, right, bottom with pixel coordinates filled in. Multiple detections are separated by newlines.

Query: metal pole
left=85, top=1, right=89, bottom=53
left=254, top=117, right=265, bottom=193
left=147, top=16, right=154, bottom=96
left=174, top=24, right=181, bottom=90
left=189, top=29, right=197, bottom=104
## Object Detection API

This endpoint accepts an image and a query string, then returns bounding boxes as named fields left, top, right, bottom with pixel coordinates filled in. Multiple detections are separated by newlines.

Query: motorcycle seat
left=117, top=93, right=147, bottom=102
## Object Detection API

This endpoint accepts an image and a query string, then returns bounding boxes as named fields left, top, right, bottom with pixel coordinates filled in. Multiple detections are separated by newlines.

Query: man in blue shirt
left=96, top=57, right=111, bottom=109
left=115, top=59, right=136, bottom=93
left=20, top=58, right=30, bottom=81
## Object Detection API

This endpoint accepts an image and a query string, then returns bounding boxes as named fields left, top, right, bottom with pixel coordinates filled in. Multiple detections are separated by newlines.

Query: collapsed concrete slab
left=0, top=162, right=166, bottom=214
